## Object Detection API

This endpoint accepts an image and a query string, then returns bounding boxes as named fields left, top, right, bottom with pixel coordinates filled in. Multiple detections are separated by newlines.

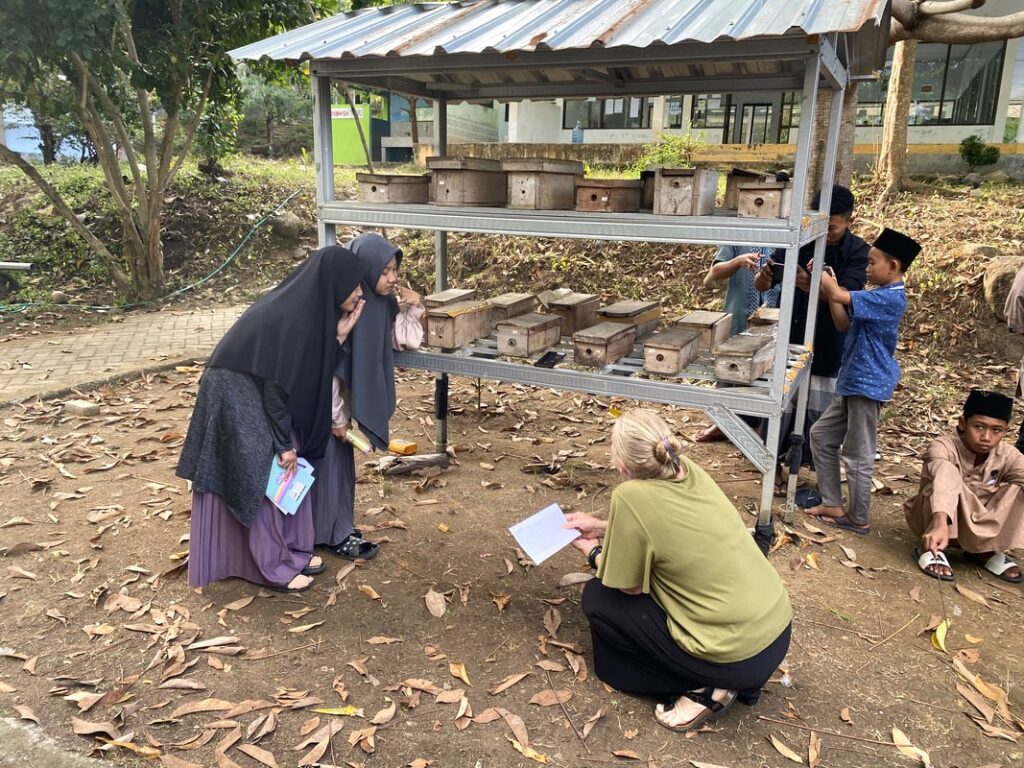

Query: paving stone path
left=0, top=305, right=244, bottom=403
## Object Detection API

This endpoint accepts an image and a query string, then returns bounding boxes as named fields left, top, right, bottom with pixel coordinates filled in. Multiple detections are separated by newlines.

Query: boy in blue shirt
left=804, top=228, right=922, bottom=534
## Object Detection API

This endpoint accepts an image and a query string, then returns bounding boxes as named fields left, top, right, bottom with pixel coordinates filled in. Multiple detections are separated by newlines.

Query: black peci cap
left=873, top=227, right=921, bottom=270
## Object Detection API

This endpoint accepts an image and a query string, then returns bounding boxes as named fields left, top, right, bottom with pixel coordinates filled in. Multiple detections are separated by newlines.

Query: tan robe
left=1004, top=265, right=1024, bottom=394
left=905, top=433, right=1024, bottom=552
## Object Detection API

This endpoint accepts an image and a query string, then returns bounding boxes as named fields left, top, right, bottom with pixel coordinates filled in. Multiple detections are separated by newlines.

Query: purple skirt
left=310, top=435, right=356, bottom=547
left=188, top=486, right=314, bottom=589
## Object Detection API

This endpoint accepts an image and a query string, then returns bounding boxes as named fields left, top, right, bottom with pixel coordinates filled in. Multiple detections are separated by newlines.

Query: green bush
left=629, top=132, right=708, bottom=174
left=959, top=135, right=1000, bottom=172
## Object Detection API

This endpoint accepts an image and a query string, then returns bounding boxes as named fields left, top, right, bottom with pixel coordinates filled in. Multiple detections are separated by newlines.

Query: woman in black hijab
left=311, top=233, right=421, bottom=559
left=178, top=245, right=368, bottom=592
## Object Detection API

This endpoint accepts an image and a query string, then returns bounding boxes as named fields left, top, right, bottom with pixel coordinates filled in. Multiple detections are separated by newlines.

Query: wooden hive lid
left=500, top=158, right=583, bottom=174
left=599, top=299, right=659, bottom=317
left=424, top=288, right=476, bottom=306
left=426, top=300, right=491, bottom=318
left=573, top=322, right=636, bottom=343
left=426, top=156, right=503, bottom=172
left=496, top=311, right=561, bottom=330
left=656, top=167, right=698, bottom=177
left=677, top=310, right=729, bottom=325
left=488, top=292, right=536, bottom=307
left=645, top=326, right=698, bottom=348
left=737, top=180, right=791, bottom=190
left=714, top=333, right=773, bottom=356
left=549, top=291, right=598, bottom=308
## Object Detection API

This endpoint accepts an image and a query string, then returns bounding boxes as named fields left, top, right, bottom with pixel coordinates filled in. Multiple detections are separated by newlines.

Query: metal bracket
left=707, top=403, right=773, bottom=474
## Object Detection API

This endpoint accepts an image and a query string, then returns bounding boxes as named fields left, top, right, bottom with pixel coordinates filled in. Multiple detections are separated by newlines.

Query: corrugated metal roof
left=231, top=0, right=886, bottom=63
left=230, top=0, right=890, bottom=101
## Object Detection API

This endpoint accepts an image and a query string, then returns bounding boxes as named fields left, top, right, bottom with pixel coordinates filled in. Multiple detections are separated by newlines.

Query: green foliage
left=236, top=69, right=313, bottom=156
left=1005, top=116, right=1020, bottom=144
left=629, top=132, right=708, bottom=174
left=959, top=135, right=1000, bottom=172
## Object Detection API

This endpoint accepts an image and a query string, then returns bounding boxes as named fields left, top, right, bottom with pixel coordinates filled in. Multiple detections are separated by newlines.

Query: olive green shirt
left=597, top=457, right=792, bottom=663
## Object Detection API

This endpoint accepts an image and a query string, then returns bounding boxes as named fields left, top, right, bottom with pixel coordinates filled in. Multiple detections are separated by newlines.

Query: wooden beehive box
left=426, top=301, right=493, bottom=350
left=597, top=299, right=662, bottom=337
left=356, top=173, right=429, bottom=204
left=575, top=178, right=642, bottom=213
left=496, top=312, right=562, bottom=357
left=573, top=322, right=638, bottom=368
left=643, top=327, right=700, bottom=375
left=427, top=156, right=507, bottom=207
left=723, top=168, right=766, bottom=210
left=675, top=310, right=732, bottom=353
left=502, top=159, right=583, bottom=210
left=714, top=334, right=776, bottom=384
left=548, top=292, right=600, bottom=336
left=652, top=168, right=719, bottom=216
left=487, top=292, right=538, bottom=321
left=737, top=181, right=793, bottom=219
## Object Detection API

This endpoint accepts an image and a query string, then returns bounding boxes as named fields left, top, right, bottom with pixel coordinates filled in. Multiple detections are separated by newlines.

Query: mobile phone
left=534, top=351, right=566, bottom=368
left=770, top=261, right=786, bottom=282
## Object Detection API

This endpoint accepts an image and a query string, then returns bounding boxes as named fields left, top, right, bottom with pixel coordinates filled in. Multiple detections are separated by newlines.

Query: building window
left=856, top=40, right=1006, bottom=127
left=777, top=91, right=801, bottom=143
left=690, top=94, right=732, bottom=129
left=664, top=96, right=684, bottom=129
left=562, top=97, right=652, bottom=129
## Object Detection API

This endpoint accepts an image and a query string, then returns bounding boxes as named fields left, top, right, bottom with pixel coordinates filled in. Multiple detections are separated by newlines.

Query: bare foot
left=695, top=425, right=725, bottom=443
left=309, top=556, right=323, bottom=570
left=655, top=688, right=736, bottom=731
left=804, top=503, right=844, bottom=519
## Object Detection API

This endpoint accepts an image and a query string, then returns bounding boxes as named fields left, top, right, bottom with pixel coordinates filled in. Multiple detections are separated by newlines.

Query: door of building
left=738, top=103, right=772, bottom=145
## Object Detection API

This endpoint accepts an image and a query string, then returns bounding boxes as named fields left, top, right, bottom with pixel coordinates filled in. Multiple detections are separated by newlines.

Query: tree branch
left=166, top=70, right=214, bottom=187
left=892, top=0, right=1024, bottom=42
left=918, top=0, right=986, bottom=15
left=0, top=143, right=131, bottom=292
left=70, top=52, right=146, bottom=205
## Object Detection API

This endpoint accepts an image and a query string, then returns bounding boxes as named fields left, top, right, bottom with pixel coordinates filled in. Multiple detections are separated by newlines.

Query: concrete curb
left=0, top=718, right=98, bottom=768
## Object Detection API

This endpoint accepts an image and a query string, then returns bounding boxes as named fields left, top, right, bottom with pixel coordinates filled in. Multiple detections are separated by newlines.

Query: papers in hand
left=266, top=457, right=315, bottom=515
left=508, top=503, right=580, bottom=565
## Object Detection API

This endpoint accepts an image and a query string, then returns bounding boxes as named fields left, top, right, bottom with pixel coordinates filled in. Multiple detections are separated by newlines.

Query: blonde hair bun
left=611, top=409, right=684, bottom=481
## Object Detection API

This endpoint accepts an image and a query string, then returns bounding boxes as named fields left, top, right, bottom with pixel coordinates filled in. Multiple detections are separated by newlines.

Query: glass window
left=664, top=96, right=684, bottom=129
left=855, top=40, right=1005, bottom=126
left=691, top=94, right=730, bottom=129
left=562, top=97, right=651, bottom=129
left=777, top=91, right=801, bottom=143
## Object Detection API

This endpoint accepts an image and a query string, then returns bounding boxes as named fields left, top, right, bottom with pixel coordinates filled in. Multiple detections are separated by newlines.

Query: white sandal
left=915, top=548, right=954, bottom=581
left=981, top=552, right=1022, bottom=583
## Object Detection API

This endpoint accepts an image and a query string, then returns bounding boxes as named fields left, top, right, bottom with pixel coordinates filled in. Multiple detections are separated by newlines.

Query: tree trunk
left=37, top=122, right=58, bottom=165
left=877, top=39, right=917, bottom=202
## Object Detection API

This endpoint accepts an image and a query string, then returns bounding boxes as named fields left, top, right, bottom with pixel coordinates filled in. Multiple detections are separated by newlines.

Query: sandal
left=914, top=547, right=954, bottom=581
left=816, top=514, right=871, bottom=536
left=266, top=574, right=313, bottom=593
left=322, top=532, right=379, bottom=561
left=654, top=688, right=737, bottom=733
left=974, top=552, right=1022, bottom=584
left=302, top=556, right=325, bottom=576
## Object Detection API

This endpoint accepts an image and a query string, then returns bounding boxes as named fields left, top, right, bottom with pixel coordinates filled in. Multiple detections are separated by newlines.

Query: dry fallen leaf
left=955, top=583, right=990, bottom=608
left=6, top=566, right=38, bottom=580
left=450, top=661, right=471, bottom=686
left=611, top=749, right=641, bottom=760
left=529, top=689, right=573, bottom=707
left=235, top=744, right=279, bottom=768
left=839, top=707, right=852, bottom=723
left=424, top=588, right=447, bottom=618
left=491, top=593, right=511, bottom=613
left=370, top=699, right=397, bottom=725
left=583, top=707, right=605, bottom=739
left=808, top=731, right=821, bottom=768
left=288, top=621, right=325, bottom=634
left=358, top=584, right=381, bottom=601
left=892, top=727, right=933, bottom=767
left=15, top=704, right=40, bottom=724
left=508, top=735, right=547, bottom=763
left=489, top=672, right=531, bottom=695
left=71, top=717, right=119, bottom=739
left=223, top=596, right=254, bottom=612
left=931, top=619, right=950, bottom=653
left=768, top=734, right=803, bottom=764
left=366, top=636, right=401, bottom=645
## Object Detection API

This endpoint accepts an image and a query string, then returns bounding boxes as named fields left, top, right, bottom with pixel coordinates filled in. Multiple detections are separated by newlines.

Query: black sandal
left=322, top=533, right=379, bottom=561
left=301, top=556, right=325, bottom=576
left=655, top=688, right=737, bottom=733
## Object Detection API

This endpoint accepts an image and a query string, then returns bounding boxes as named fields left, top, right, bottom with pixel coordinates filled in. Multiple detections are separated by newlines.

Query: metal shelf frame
left=306, top=31, right=853, bottom=529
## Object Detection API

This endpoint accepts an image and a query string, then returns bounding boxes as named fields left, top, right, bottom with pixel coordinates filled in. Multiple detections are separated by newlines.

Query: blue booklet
left=266, top=457, right=315, bottom=515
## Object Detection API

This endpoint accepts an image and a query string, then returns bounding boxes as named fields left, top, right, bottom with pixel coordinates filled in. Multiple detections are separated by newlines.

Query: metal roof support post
left=757, top=50, right=821, bottom=529
left=781, top=75, right=847, bottom=523
left=434, top=96, right=449, bottom=452
left=312, top=75, right=337, bottom=246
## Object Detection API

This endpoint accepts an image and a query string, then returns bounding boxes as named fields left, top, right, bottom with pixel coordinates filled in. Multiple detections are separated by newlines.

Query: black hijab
left=207, top=245, right=368, bottom=458
left=345, top=233, right=402, bottom=451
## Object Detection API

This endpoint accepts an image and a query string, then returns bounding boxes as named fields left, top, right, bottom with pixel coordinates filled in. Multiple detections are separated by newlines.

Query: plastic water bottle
left=345, top=429, right=373, bottom=454
left=571, top=120, right=584, bottom=144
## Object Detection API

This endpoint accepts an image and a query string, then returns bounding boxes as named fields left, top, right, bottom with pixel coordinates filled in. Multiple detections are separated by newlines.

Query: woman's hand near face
left=564, top=512, right=607, bottom=539
left=278, top=449, right=298, bottom=480
left=397, top=286, right=420, bottom=306
left=337, top=299, right=365, bottom=343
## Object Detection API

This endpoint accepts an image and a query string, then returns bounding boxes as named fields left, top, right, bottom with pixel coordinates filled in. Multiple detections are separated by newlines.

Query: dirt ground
left=1, top=364, right=1022, bottom=768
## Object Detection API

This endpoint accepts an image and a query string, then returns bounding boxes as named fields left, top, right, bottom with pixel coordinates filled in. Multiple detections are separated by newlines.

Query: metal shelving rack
left=231, top=0, right=890, bottom=530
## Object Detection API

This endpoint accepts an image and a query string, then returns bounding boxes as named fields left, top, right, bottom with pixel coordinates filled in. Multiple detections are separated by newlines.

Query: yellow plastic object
left=388, top=439, right=417, bottom=455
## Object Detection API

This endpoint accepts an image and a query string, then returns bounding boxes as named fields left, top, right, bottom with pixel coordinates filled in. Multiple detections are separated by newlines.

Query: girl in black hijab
left=178, top=245, right=368, bottom=592
left=311, top=232, right=422, bottom=559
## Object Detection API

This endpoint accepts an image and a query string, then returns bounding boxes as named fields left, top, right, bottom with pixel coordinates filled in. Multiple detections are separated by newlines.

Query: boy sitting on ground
left=804, top=228, right=921, bottom=535
left=905, top=389, right=1023, bottom=583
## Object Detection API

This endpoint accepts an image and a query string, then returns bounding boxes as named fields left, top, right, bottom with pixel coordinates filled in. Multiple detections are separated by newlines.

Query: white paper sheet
left=508, top=503, right=580, bottom=565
